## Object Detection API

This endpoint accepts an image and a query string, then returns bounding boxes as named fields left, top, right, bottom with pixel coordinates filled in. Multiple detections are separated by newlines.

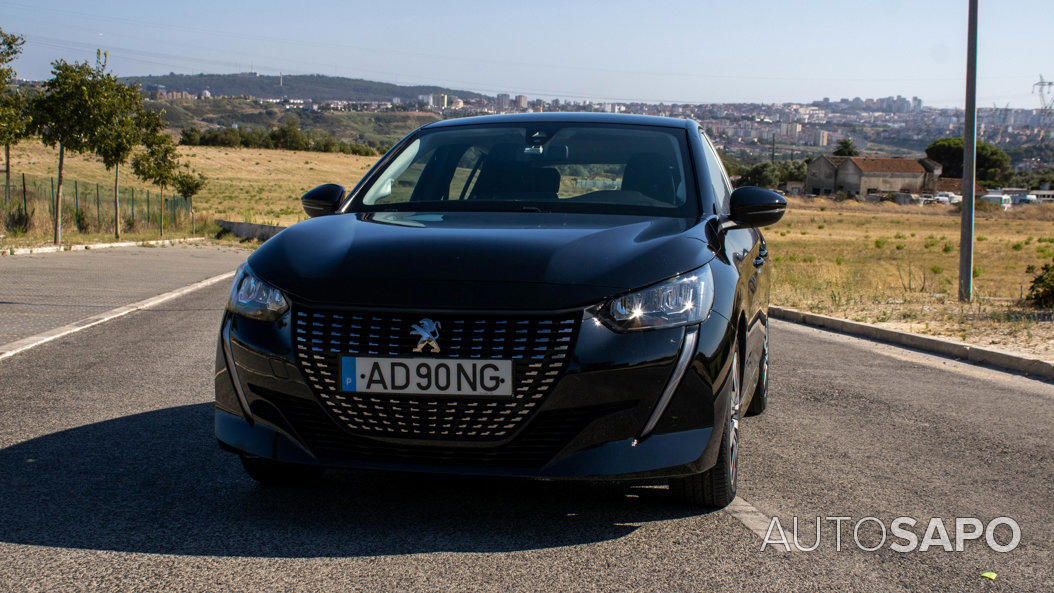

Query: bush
left=178, top=122, right=378, bottom=156
left=1025, top=263, right=1054, bottom=307
left=75, top=208, right=91, bottom=232
left=3, top=208, right=31, bottom=236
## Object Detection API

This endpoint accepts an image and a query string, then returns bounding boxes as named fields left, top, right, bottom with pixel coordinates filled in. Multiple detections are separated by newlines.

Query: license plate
left=341, top=357, right=514, bottom=396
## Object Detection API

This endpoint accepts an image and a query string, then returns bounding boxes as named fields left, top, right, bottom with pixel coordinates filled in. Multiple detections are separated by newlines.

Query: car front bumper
left=215, top=307, right=737, bottom=480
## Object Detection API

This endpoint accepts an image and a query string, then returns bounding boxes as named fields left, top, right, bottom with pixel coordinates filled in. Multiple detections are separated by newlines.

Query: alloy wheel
left=728, top=350, right=741, bottom=490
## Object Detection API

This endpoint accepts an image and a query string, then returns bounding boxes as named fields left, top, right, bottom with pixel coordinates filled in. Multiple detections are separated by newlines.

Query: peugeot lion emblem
left=411, top=318, right=441, bottom=353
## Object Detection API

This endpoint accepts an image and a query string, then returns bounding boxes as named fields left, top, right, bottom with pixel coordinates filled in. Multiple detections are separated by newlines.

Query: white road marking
left=0, top=271, right=235, bottom=362
left=724, top=496, right=788, bottom=551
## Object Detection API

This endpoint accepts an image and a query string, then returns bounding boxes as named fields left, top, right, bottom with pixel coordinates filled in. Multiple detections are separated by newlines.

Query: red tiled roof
left=936, top=178, right=984, bottom=193
left=847, top=157, right=926, bottom=173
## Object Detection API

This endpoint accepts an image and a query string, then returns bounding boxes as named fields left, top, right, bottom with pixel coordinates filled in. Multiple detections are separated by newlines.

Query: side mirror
left=724, top=186, right=787, bottom=229
left=301, top=184, right=346, bottom=218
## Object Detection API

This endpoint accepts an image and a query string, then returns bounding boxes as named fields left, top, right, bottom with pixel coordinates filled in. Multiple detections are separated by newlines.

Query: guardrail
left=215, top=219, right=286, bottom=241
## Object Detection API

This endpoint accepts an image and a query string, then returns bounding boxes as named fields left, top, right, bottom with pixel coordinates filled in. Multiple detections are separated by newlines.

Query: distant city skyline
left=3, top=0, right=1052, bottom=109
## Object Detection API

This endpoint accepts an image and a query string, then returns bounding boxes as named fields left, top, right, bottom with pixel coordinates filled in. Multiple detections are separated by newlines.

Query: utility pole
left=959, top=0, right=978, bottom=303
left=770, top=135, right=775, bottom=164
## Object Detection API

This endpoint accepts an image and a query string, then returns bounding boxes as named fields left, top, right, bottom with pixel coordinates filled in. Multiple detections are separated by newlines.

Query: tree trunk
left=159, top=186, right=164, bottom=238
left=54, top=144, right=64, bottom=245
left=114, top=165, right=121, bottom=239
left=4, top=144, right=9, bottom=208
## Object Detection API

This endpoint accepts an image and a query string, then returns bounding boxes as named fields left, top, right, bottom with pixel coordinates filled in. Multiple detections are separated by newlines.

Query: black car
left=215, top=113, right=785, bottom=508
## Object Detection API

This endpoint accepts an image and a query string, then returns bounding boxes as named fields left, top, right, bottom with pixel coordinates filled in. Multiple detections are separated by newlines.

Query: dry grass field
left=768, top=197, right=1054, bottom=358
left=5, top=141, right=1052, bottom=359
left=5, top=141, right=376, bottom=228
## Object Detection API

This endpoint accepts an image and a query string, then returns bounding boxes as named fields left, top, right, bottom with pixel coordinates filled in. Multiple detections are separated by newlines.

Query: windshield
left=353, top=124, right=697, bottom=217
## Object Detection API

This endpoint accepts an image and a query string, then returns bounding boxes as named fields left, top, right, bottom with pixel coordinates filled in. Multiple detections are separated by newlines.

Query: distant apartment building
left=432, top=94, right=448, bottom=109
left=805, top=156, right=942, bottom=196
left=515, top=94, right=528, bottom=109
left=779, top=122, right=801, bottom=139
left=417, top=93, right=434, bottom=107
left=496, top=93, right=510, bottom=111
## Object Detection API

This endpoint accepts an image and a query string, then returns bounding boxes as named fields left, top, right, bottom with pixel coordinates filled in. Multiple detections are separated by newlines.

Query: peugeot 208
left=215, top=113, right=785, bottom=508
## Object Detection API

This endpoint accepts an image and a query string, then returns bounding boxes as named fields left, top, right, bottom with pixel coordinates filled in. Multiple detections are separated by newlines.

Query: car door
left=698, top=130, right=764, bottom=393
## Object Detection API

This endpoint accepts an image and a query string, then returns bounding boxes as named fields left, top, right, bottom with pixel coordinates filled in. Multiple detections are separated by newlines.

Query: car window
left=356, top=124, right=697, bottom=218
left=699, top=129, right=732, bottom=215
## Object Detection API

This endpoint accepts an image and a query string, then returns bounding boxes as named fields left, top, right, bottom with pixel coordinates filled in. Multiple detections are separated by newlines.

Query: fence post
left=50, top=176, right=55, bottom=218
left=146, top=189, right=150, bottom=223
left=96, top=183, right=100, bottom=229
left=74, top=179, right=79, bottom=216
left=22, top=173, right=27, bottom=216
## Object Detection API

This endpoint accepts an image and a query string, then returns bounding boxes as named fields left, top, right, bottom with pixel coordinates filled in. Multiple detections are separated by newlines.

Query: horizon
left=3, top=0, right=1053, bottom=110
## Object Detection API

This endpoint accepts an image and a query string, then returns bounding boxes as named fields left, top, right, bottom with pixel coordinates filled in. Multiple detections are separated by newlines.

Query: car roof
left=421, top=112, right=695, bottom=130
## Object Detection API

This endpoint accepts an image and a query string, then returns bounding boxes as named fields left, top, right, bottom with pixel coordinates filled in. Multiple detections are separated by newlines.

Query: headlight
left=227, top=263, right=289, bottom=321
left=595, top=266, right=714, bottom=331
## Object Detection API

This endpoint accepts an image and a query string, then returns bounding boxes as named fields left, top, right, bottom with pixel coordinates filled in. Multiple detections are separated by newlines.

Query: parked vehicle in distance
left=214, top=113, right=786, bottom=508
left=934, top=191, right=960, bottom=205
left=980, top=192, right=1013, bottom=210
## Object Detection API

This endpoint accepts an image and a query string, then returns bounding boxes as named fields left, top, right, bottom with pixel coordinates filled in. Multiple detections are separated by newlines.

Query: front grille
left=293, top=308, right=578, bottom=441
left=254, top=385, right=631, bottom=468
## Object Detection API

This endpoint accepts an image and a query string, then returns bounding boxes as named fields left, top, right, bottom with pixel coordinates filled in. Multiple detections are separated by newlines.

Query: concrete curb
left=2, top=237, right=205, bottom=256
left=769, top=306, right=1054, bottom=381
left=215, top=220, right=286, bottom=241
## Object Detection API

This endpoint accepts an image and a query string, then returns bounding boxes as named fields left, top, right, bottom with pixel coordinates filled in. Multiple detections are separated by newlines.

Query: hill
left=148, top=97, right=440, bottom=147
left=121, top=73, right=490, bottom=102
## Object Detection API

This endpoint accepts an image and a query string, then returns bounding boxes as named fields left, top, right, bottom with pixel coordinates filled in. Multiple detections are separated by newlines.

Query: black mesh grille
left=254, top=386, right=632, bottom=469
left=293, top=308, right=578, bottom=441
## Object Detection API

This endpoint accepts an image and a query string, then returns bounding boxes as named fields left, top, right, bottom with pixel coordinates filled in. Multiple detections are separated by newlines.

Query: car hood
left=249, top=211, right=714, bottom=310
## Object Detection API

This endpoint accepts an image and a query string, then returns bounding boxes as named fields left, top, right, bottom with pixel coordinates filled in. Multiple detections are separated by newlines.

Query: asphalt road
left=0, top=260, right=1051, bottom=591
left=0, top=245, right=247, bottom=343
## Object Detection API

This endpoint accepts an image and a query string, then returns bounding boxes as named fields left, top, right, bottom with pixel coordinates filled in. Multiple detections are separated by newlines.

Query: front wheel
left=669, top=348, right=740, bottom=508
left=240, top=455, right=324, bottom=486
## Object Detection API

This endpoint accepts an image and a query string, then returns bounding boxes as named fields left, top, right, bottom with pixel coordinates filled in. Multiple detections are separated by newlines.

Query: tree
left=833, top=138, right=860, bottom=156
left=91, top=64, right=146, bottom=239
left=29, top=57, right=108, bottom=244
left=924, top=137, right=1010, bottom=182
left=775, top=159, right=807, bottom=184
left=131, top=111, right=179, bottom=237
left=0, top=28, right=28, bottom=207
left=736, top=162, right=780, bottom=188
left=173, top=167, right=206, bottom=232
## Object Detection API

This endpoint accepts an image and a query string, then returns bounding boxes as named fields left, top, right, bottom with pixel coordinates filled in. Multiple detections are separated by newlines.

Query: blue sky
left=3, top=0, right=1052, bottom=108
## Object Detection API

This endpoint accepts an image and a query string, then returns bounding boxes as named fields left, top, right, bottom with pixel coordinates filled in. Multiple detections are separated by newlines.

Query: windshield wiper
left=518, top=205, right=544, bottom=212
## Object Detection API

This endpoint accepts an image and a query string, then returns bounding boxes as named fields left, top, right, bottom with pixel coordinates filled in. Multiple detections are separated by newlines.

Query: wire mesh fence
left=1, top=172, right=198, bottom=241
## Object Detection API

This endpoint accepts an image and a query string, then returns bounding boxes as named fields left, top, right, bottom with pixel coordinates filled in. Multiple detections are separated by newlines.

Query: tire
left=745, top=332, right=768, bottom=416
left=669, top=348, right=740, bottom=509
left=240, top=455, right=324, bottom=486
